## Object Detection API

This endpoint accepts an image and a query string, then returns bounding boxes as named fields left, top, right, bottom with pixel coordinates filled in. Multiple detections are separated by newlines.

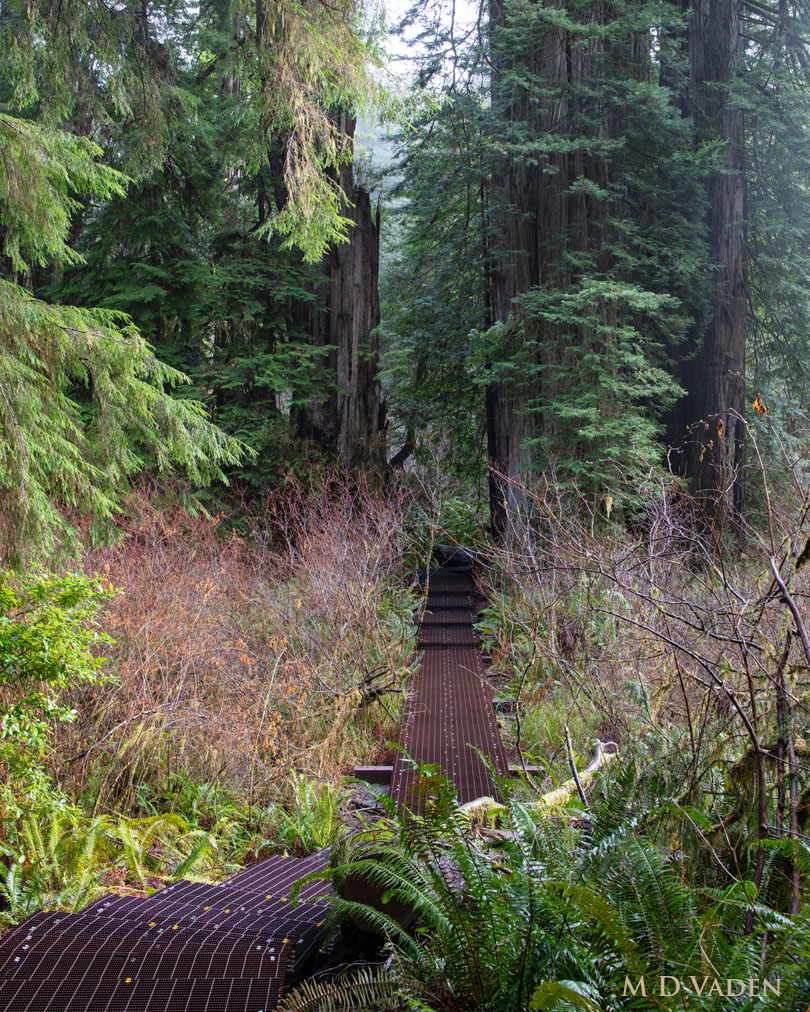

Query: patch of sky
left=358, top=0, right=480, bottom=181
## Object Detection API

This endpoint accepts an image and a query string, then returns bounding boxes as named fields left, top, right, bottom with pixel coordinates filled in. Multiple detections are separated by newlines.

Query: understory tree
left=381, top=80, right=493, bottom=485
left=0, top=109, right=244, bottom=560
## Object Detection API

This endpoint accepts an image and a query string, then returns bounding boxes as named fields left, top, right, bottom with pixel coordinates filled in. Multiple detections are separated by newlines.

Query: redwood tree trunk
left=668, top=0, right=747, bottom=514
left=486, top=0, right=569, bottom=537
left=296, top=114, right=385, bottom=470
left=486, top=0, right=618, bottom=536
left=333, top=185, right=384, bottom=469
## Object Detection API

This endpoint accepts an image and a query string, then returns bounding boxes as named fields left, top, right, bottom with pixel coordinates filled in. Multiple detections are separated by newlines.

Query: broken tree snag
left=295, top=113, right=385, bottom=470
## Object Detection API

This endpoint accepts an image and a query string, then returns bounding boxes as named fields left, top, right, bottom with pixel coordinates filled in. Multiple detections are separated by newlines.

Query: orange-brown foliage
left=55, top=478, right=417, bottom=814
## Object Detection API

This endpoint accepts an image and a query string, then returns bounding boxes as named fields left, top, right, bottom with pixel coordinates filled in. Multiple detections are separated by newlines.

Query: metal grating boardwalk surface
left=83, top=873, right=330, bottom=917
left=417, top=624, right=481, bottom=646
left=0, top=975, right=287, bottom=1011
left=0, top=553, right=509, bottom=1005
left=391, top=566, right=509, bottom=811
left=78, top=896, right=331, bottom=958
left=228, top=849, right=330, bottom=891
left=0, top=911, right=316, bottom=973
left=0, top=940, right=292, bottom=982
left=421, top=608, right=474, bottom=625
left=0, top=852, right=333, bottom=1009
left=420, top=592, right=475, bottom=608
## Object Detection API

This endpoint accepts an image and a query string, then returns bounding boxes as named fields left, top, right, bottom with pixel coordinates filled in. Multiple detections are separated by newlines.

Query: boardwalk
left=0, top=553, right=509, bottom=1009
left=0, top=850, right=331, bottom=1010
left=391, top=566, right=509, bottom=810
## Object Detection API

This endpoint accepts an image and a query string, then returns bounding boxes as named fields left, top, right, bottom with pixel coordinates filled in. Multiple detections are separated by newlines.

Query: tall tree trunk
left=486, top=0, right=622, bottom=536
left=296, top=114, right=385, bottom=470
left=486, top=0, right=569, bottom=537
left=668, top=0, right=746, bottom=515
left=333, top=185, right=385, bottom=469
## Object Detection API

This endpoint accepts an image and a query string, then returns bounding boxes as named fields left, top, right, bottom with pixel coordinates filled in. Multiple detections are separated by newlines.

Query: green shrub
left=274, top=774, right=341, bottom=854
left=0, top=808, right=218, bottom=926
left=0, top=570, right=115, bottom=817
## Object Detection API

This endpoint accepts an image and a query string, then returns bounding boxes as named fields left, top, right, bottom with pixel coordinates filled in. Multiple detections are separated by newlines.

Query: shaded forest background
left=4, top=0, right=810, bottom=554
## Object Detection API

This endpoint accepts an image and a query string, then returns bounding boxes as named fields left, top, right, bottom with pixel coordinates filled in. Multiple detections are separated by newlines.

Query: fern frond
left=529, top=980, right=602, bottom=1012
left=277, top=965, right=403, bottom=1012
left=170, top=832, right=217, bottom=881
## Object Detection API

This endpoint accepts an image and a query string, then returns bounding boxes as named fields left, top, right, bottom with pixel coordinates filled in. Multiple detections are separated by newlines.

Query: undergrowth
left=300, top=765, right=810, bottom=1011
left=0, top=477, right=419, bottom=925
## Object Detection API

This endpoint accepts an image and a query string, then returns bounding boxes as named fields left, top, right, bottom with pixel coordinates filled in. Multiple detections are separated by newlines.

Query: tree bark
left=333, top=184, right=385, bottom=469
left=295, top=114, right=385, bottom=470
left=667, top=0, right=747, bottom=515
left=486, top=0, right=618, bottom=536
left=486, top=0, right=569, bottom=537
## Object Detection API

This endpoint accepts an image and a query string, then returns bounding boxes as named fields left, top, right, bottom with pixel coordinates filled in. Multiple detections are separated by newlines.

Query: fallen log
left=458, top=739, right=619, bottom=821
